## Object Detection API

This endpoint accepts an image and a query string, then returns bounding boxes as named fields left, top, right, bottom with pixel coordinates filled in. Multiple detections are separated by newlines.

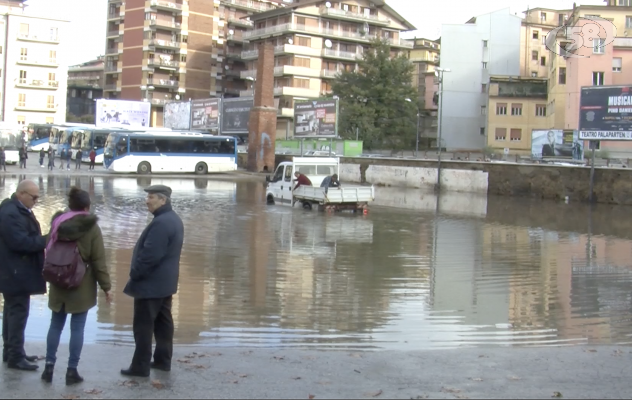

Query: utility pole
left=435, top=67, right=451, bottom=192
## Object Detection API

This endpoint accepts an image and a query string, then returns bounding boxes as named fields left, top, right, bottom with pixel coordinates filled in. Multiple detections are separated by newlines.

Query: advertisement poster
left=531, top=129, right=584, bottom=160
left=221, top=97, right=253, bottom=134
left=163, top=101, right=191, bottom=130
left=191, top=98, right=220, bottom=131
left=294, top=99, right=337, bottom=137
left=579, top=85, right=632, bottom=140
left=95, top=99, right=150, bottom=129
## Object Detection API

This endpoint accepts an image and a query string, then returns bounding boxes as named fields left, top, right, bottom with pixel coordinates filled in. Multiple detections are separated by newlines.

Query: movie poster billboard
left=95, top=99, right=150, bottom=129
left=531, top=129, right=584, bottom=160
left=191, top=98, right=220, bottom=131
left=221, top=97, right=253, bottom=134
left=293, top=99, right=337, bottom=137
left=579, top=85, right=632, bottom=140
left=163, top=101, right=191, bottom=130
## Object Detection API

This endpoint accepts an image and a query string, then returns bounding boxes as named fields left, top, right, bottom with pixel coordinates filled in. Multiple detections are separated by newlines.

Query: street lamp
left=245, top=76, right=255, bottom=97
left=140, top=85, right=155, bottom=103
left=434, top=67, right=450, bottom=192
left=405, top=98, right=420, bottom=158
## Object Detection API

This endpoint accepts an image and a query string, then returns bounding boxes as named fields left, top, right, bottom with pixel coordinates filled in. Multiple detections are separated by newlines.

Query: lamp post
left=405, top=98, right=420, bottom=158
left=434, top=67, right=450, bottom=192
left=140, top=85, right=155, bottom=103
left=245, top=76, right=255, bottom=97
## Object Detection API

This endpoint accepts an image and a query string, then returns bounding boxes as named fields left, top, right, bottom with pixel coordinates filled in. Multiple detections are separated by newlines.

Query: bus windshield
left=0, top=129, right=20, bottom=150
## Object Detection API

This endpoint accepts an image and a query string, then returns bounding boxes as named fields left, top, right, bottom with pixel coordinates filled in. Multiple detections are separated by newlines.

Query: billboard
left=221, top=97, right=253, bottom=134
left=579, top=85, right=632, bottom=140
left=163, top=101, right=191, bottom=130
left=96, top=99, right=150, bottom=129
left=294, top=99, right=337, bottom=137
left=191, top=98, right=220, bottom=131
left=531, top=129, right=584, bottom=160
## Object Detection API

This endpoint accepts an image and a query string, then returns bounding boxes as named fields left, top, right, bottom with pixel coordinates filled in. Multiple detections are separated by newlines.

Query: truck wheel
left=302, top=202, right=312, bottom=210
left=195, top=162, right=208, bottom=175
left=137, top=161, right=151, bottom=174
left=266, top=195, right=275, bottom=205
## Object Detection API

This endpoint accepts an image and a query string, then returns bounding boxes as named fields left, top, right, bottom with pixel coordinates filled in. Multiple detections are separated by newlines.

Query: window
left=71, top=89, right=77, bottom=97
left=593, top=38, right=605, bottom=54
left=45, top=117, right=54, bottom=124
left=613, top=57, right=622, bottom=72
left=49, top=27, right=58, bottom=41
left=482, top=40, right=487, bottom=48
left=18, top=70, right=26, bottom=84
left=559, top=67, right=566, bottom=84
left=294, top=78, right=309, bottom=88
left=180, top=54, right=186, bottom=62
left=511, top=103, right=522, bottom=116
left=294, top=56, right=310, bottom=68
left=533, top=31, right=539, bottom=39
left=20, top=48, right=27, bottom=61
left=593, top=71, right=605, bottom=86
left=49, top=50, right=56, bottom=63
left=481, top=83, right=487, bottom=93
left=532, top=50, right=538, bottom=61
left=540, top=12, right=547, bottom=22
left=284, top=165, right=293, bottom=182
left=296, top=16, right=306, bottom=26
left=48, top=72, right=56, bottom=86
left=480, top=106, right=486, bottom=115
left=496, top=103, right=507, bottom=115
left=510, top=129, right=522, bottom=141
left=480, top=127, right=485, bottom=136
left=622, top=0, right=632, bottom=6
left=18, top=93, right=25, bottom=107
left=536, top=104, right=547, bottom=117
left=531, top=71, right=538, bottom=77
left=482, top=62, right=487, bottom=69
left=297, top=36, right=311, bottom=47
left=19, top=23, right=28, bottom=36
left=540, top=56, right=546, bottom=66
left=17, top=116, right=25, bottom=125
left=495, top=127, right=507, bottom=141
left=47, top=95, right=55, bottom=109
left=627, top=16, right=632, bottom=28
left=542, top=35, right=547, bottom=45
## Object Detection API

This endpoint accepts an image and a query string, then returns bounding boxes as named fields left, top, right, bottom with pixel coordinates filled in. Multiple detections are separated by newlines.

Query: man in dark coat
left=0, top=180, right=47, bottom=371
left=121, top=185, right=184, bottom=377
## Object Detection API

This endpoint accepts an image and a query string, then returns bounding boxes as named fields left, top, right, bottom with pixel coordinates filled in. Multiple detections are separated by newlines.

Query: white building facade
left=0, top=13, right=68, bottom=126
left=440, top=8, right=521, bottom=150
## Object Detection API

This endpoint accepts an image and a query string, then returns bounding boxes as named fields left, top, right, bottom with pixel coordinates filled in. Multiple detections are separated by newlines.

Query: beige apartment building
left=407, top=38, right=439, bottom=143
left=486, top=76, right=549, bottom=154
left=103, top=0, right=282, bottom=126
left=241, top=0, right=415, bottom=137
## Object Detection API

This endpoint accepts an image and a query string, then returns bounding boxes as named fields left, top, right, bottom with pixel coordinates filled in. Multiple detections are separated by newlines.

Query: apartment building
left=0, top=1, right=68, bottom=126
left=67, top=57, right=104, bottom=120
left=486, top=76, right=549, bottom=154
left=103, top=0, right=284, bottom=127
left=241, top=0, right=415, bottom=138
left=407, top=38, right=439, bottom=143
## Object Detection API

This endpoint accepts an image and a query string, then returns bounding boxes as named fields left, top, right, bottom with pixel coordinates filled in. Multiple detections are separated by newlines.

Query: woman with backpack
left=41, top=187, right=112, bottom=385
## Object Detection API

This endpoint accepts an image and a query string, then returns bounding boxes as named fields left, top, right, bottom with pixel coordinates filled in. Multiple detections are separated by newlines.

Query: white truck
left=265, top=157, right=374, bottom=212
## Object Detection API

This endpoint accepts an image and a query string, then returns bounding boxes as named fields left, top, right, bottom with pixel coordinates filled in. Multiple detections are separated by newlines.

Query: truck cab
left=266, top=157, right=338, bottom=206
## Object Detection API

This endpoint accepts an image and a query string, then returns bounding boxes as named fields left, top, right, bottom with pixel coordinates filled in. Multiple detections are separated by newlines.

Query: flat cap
left=144, top=184, right=172, bottom=198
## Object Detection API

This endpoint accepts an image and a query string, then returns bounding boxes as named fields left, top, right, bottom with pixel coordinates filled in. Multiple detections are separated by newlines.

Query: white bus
left=0, top=126, right=21, bottom=164
left=103, top=131, right=237, bottom=174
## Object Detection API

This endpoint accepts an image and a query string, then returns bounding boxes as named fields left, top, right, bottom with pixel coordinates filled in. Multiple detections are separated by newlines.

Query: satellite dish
left=175, top=94, right=180, bottom=100
left=288, top=38, right=293, bottom=44
left=229, top=29, right=234, bottom=35
left=225, top=65, right=229, bottom=70
left=325, top=1, right=331, bottom=7
left=325, top=39, right=332, bottom=48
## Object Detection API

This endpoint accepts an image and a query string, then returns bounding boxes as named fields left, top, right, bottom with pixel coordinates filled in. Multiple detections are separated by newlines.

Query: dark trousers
left=130, top=296, right=173, bottom=372
left=89, top=160, right=95, bottom=170
left=2, top=294, right=30, bottom=363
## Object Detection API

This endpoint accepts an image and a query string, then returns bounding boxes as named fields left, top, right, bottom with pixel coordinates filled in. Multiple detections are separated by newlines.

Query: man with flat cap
left=121, top=185, right=184, bottom=377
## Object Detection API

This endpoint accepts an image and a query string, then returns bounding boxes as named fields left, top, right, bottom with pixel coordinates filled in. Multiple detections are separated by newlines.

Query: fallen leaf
left=586, top=349, right=597, bottom=353
left=232, top=380, right=239, bottom=384
left=308, top=395, right=315, bottom=400
left=292, top=377, right=302, bottom=380
left=191, top=364, right=207, bottom=369
left=120, top=380, right=139, bottom=387
left=441, top=387, right=461, bottom=394
left=552, top=391, right=563, bottom=398
left=177, top=359, right=191, bottom=364
left=61, top=396, right=80, bottom=400
left=151, top=380, right=164, bottom=389
left=353, top=369, right=361, bottom=374
left=273, top=356, right=285, bottom=360
left=83, top=389, right=103, bottom=395
left=369, top=389, right=383, bottom=397
left=508, top=376, right=521, bottom=381
left=184, top=354, right=196, bottom=359
left=239, top=374, right=248, bottom=378
left=470, top=378, right=483, bottom=382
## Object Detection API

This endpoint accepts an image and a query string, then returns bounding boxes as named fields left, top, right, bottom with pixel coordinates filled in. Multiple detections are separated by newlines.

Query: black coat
left=123, top=204, right=184, bottom=299
left=0, top=196, right=47, bottom=296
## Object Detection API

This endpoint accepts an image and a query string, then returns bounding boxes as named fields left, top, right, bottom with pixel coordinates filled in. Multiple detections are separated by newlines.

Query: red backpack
left=42, top=240, right=86, bottom=290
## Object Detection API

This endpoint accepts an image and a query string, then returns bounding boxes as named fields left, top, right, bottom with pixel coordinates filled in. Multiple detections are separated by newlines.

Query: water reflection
left=0, top=175, right=631, bottom=349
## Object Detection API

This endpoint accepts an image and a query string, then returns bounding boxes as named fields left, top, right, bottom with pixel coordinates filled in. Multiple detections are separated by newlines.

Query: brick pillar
left=247, top=42, right=277, bottom=172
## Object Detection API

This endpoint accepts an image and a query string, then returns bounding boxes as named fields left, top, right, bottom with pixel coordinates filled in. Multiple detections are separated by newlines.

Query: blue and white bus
left=49, top=124, right=92, bottom=156
left=104, top=131, right=237, bottom=174
left=26, top=123, right=55, bottom=151
left=73, top=127, right=171, bottom=164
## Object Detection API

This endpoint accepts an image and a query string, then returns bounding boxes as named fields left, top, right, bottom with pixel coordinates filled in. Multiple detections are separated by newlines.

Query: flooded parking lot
left=1, top=173, right=632, bottom=350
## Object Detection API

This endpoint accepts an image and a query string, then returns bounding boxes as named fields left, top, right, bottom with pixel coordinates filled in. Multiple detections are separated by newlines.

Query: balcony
left=17, top=33, right=60, bottom=44
left=275, top=65, right=322, bottom=78
left=223, top=87, right=242, bottom=95
left=222, top=0, right=277, bottom=13
left=148, top=19, right=182, bottom=30
left=15, top=79, right=59, bottom=90
left=106, top=30, right=120, bottom=38
left=147, top=58, right=181, bottom=69
left=147, top=78, right=179, bottom=88
left=17, top=58, right=58, bottom=67
left=321, top=69, right=340, bottom=79
left=104, top=83, right=120, bottom=91
left=321, top=48, right=361, bottom=60
left=15, top=104, right=57, bottom=112
left=227, top=17, right=253, bottom=28
left=240, top=45, right=284, bottom=60
left=104, top=64, right=121, bottom=73
left=277, top=107, right=294, bottom=118
left=319, top=6, right=390, bottom=25
left=613, top=37, right=632, bottom=48
left=107, top=11, right=122, bottom=20
left=240, top=69, right=257, bottom=79
left=148, top=39, right=182, bottom=49
left=226, top=33, right=246, bottom=42
left=105, top=47, right=121, bottom=55
left=223, top=69, right=242, bottom=78
left=149, top=0, right=183, bottom=12
left=225, top=50, right=242, bottom=59
left=273, top=86, right=320, bottom=98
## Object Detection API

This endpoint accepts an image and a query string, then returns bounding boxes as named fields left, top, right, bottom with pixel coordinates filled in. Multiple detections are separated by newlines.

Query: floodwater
left=1, top=173, right=632, bottom=350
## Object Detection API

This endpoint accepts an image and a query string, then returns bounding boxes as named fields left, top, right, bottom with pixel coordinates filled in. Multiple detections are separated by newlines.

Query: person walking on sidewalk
left=39, top=148, right=45, bottom=168
left=75, top=149, right=82, bottom=170
left=65, top=149, right=72, bottom=170
left=0, top=180, right=47, bottom=371
left=0, top=147, right=6, bottom=172
left=18, top=146, right=27, bottom=169
left=120, top=185, right=183, bottom=378
left=41, top=187, right=112, bottom=386
left=59, top=149, right=66, bottom=170
left=47, top=148, right=55, bottom=171
left=88, top=148, right=96, bottom=170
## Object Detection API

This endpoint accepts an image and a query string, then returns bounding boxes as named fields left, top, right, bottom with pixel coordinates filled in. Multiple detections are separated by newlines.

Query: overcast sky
left=24, top=0, right=605, bottom=66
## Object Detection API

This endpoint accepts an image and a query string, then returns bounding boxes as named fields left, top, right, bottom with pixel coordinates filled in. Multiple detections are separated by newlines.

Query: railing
left=319, top=6, right=390, bottom=24
left=147, top=78, right=179, bottom=87
left=105, top=47, right=119, bottom=55
left=104, top=83, right=118, bottom=90
left=18, top=58, right=58, bottom=66
left=149, top=20, right=182, bottom=28
left=240, top=69, right=257, bottom=78
left=227, top=33, right=245, bottom=41
left=149, top=98, right=168, bottom=105
left=227, top=17, right=253, bottom=27
left=105, top=65, right=119, bottom=72
left=107, top=30, right=120, bottom=37
left=147, top=59, right=180, bottom=68
left=225, top=51, right=242, bottom=58
left=18, top=33, right=59, bottom=43
left=240, top=45, right=285, bottom=59
left=107, top=11, right=121, bottom=19
left=223, top=0, right=277, bottom=12
left=15, top=79, right=59, bottom=88
left=321, top=69, right=340, bottom=78
left=322, top=48, right=359, bottom=60
left=149, top=0, right=182, bottom=10
left=148, top=39, right=181, bottom=48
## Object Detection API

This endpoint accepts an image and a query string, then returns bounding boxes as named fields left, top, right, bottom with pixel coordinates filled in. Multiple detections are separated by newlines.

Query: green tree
left=332, top=39, right=419, bottom=150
